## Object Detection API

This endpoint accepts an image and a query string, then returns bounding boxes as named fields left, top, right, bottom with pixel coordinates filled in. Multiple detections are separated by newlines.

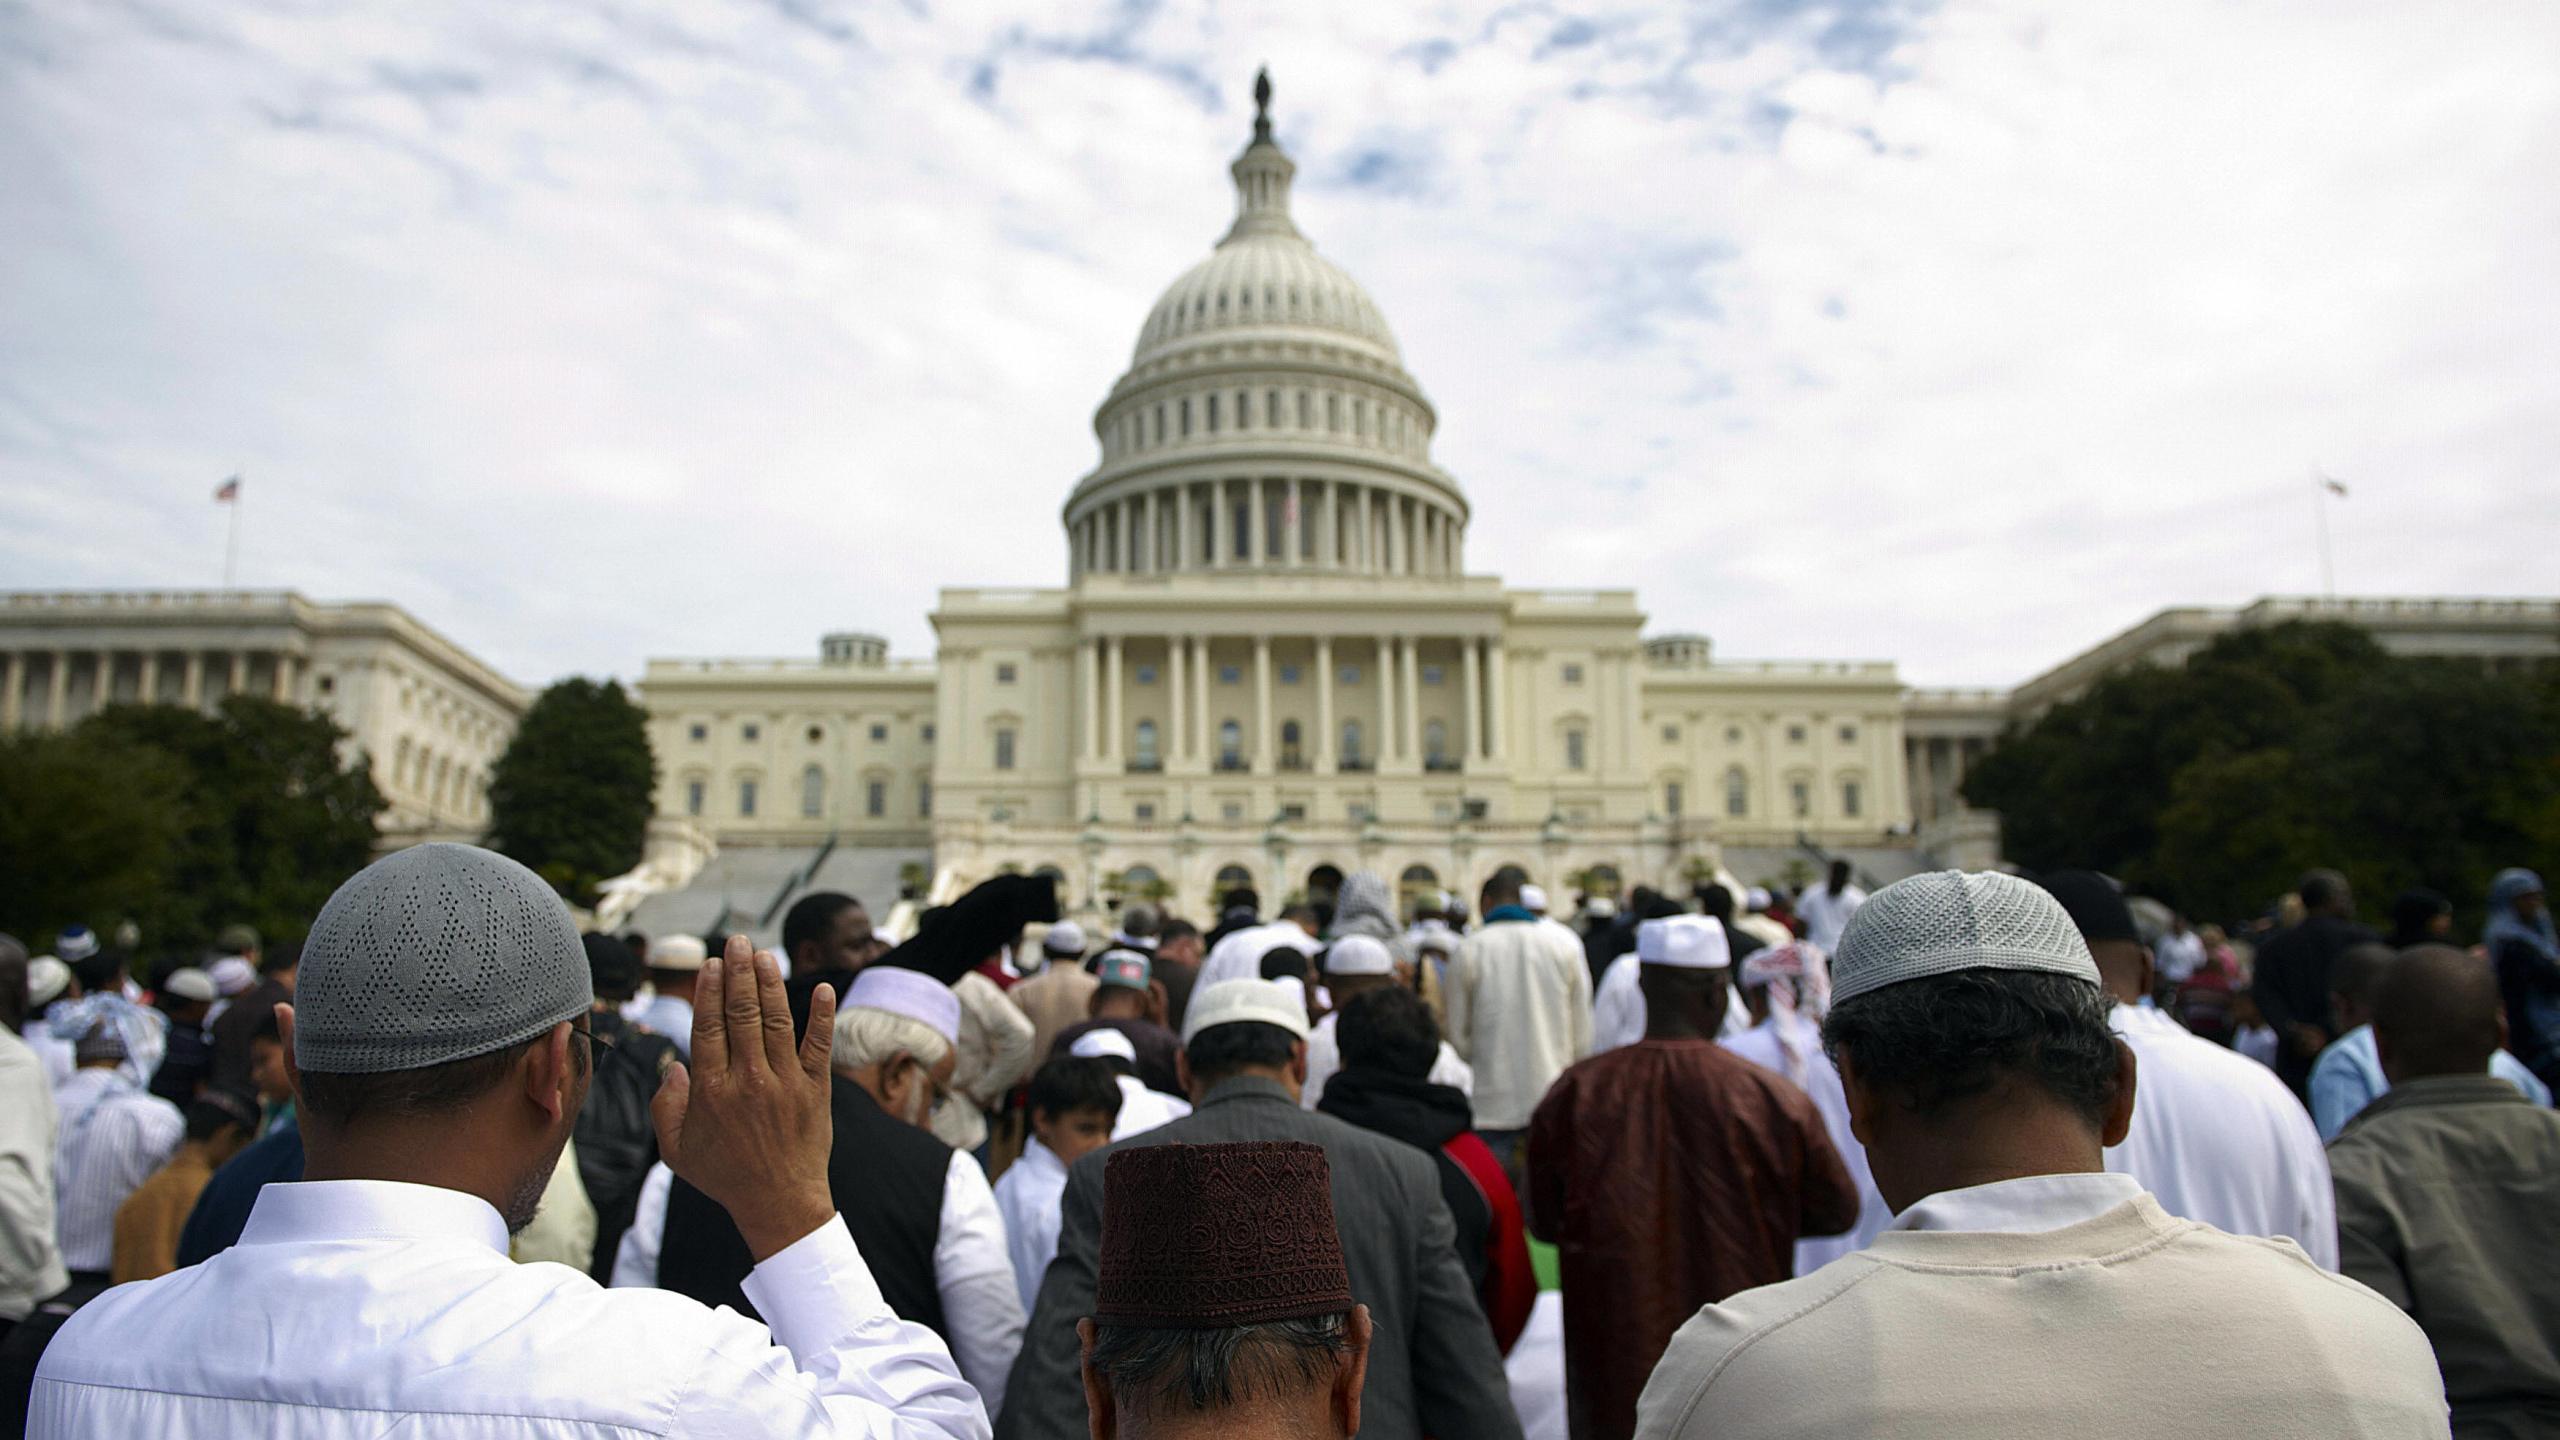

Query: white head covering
left=1069, top=1028, right=1140, bottom=1063
left=1322, top=935, right=1396, bottom=977
left=207, top=956, right=258, bottom=997
left=1831, top=870, right=2098, bottom=1006
left=162, top=968, right=219, bottom=1004
left=1738, top=941, right=1831, bottom=1082
left=55, top=926, right=99, bottom=964
left=1180, top=978, right=1313, bottom=1045
left=647, top=935, right=709, bottom=972
left=846, top=968, right=962, bottom=1047
left=1520, top=884, right=1549, bottom=915
left=1042, top=920, right=1087, bottom=957
left=1745, top=887, right=1773, bottom=912
left=26, top=957, right=72, bottom=1008
left=1636, top=915, right=1731, bottom=970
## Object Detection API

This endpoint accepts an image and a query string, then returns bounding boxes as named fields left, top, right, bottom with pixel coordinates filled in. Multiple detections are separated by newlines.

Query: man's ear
left=1078, top=1318, right=1115, bottom=1440
left=2102, top=1037, right=2139, bottom=1149
left=1336, top=1305, right=1373, bottom=1437
left=1175, top=1047, right=1198, bottom=1101
left=1836, top=1053, right=1879, bottom=1148
left=1288, top=1040, right=1309, bottom=1087
left=526, top=1020, right=575, bottom=1124
left=2136, top=946, right=2157, bottom=1002
left=277, top=1003, right=304, bottom=1101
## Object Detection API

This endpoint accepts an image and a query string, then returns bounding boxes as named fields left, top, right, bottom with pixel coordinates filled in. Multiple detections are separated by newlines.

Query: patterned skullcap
left=294, top=843, right=593, bottom=1074
left=1831, top=870, right=2098, bottom=1006
left=1094, top=1142, right=1354, bottom=1329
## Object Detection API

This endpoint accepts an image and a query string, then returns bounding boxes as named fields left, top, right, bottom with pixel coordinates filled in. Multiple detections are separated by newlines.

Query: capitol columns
left=1079, top=639, right=1101, bottom=763
left=1313, top=636, right=1335, bottom=772
left=1460, top=636, right=1480, bottom=762
left=1399, top=634, right=1422, bottom=765
left=47, top=650, right=70, bottom=730
left=1103, top=637, right=1124, bottom=764
left=1252, top=635, right=1273, bottom=773
left=1377, top=637, right=1399, bottom=767
left=1168, top=632, right=1188, bottom=766
left=1484, top=641, right=1506, bottom=764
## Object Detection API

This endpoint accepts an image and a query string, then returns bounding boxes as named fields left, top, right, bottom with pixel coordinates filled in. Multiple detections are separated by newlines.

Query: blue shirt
left=2309, top=1023, right=2551, bottom=1142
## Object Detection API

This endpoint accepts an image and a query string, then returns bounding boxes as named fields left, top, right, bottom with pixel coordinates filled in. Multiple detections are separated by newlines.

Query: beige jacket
left=1636, top=1194, right=2448, bottom=1439
left=1445, top=917, right=1594, bottom=1130
left=932, top=972, right=1035, bottom=1153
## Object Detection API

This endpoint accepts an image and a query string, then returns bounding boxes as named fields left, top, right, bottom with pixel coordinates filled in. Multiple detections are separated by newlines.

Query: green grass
left=1530, top=1237, right=1561, bottom=1292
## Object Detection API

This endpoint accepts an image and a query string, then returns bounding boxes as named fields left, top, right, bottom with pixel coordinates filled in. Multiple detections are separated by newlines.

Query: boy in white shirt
left=991, top=1056, right=1119, bottom=1313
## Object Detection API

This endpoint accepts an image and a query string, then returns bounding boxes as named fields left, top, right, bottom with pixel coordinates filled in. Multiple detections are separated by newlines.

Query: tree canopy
left=0, top=696, right=385, bottom=951
left=487, top=677, right=657, bottom=904
left=1965, top=621, right=2560, bottom=928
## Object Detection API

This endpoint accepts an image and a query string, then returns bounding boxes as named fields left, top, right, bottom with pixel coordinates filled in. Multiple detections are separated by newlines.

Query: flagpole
left=224, top=481, right=243, bottom=590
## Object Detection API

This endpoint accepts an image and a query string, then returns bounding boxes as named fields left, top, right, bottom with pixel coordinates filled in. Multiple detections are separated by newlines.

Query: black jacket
left=572, top=1009, right=680, bottom=1281
left=1317, top=1068, right=1489, bottom=1292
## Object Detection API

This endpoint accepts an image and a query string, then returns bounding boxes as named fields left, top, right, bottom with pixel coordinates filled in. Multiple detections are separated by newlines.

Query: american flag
left=2319, top=474, right=2349, bottom=498
left=214, top=476, right=241, bottom=503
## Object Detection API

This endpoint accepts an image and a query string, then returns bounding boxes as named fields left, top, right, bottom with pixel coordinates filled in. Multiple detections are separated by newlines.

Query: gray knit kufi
left=1829, top=870, right=2100, bottom=1007
left=294, top=842, right=593, bottom=1074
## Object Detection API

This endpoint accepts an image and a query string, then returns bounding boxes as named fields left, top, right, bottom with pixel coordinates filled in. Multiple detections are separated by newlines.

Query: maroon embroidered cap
left=1093, top=1142, right=1354, bottom=1329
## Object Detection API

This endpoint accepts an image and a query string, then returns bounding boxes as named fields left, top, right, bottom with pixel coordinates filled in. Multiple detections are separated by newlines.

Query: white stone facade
left=0, top=590, right=528, bottom=844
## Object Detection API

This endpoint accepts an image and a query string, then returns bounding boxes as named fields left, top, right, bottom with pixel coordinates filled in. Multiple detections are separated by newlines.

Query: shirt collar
left=1889, top=1171, right=2145, bottom=1236
left=1486, top=905, right=1537, bottom=923
left=1200, top=1074, right=1296, bottom=1108
left=2356, top=1073, right=2526, bottom=1122
left=238, top=1179, right=511, bottom=1256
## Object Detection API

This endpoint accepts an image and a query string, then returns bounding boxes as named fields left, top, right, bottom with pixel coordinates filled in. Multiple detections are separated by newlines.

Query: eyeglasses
left=572, top=1020, right=621, bottom=1071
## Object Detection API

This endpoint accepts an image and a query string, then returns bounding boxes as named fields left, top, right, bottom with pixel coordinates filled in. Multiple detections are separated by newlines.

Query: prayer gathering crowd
left=0, top=843, right=2555, bottom=1438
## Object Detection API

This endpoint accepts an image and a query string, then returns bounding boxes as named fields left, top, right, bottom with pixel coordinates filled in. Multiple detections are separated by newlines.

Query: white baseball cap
left=1179, top=978, right=1313, bottom=1045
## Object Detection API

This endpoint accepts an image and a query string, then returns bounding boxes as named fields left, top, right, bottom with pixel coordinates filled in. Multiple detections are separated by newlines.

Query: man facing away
left=1529, top=916, right=1859, bottom=1439
left=2331, top=945, right=2560, bottom=1437
left=108, top=1085, right=257, bottom=1283
left=1717, top=940, right=1891, bottom=1273
left=991, top=1056, right=1121, bottom=1313
left=32, top=842, right=990, bottom=1439
left=1634, top=870, right=2448, bottom=1440
left=997, top=979, right=1521, bottom=1440
left=1300, top=935, right=1472, bottom=1110
left=2037, top=871, right=2339, bottom=1268
left=0, top=936, right=68, bottom=1328
left=1010, top=922, right=1098, bottom=1069
left=1078, top=1142, right=1373, bottom=1440
left=1791, top=860, right=1865, bottom=955
left=1447, top=866, right=1594, bottom=1170
left=2311, top=943, right=2548, bottom=1142
left=2254, top=868, right=2382, bottom=1099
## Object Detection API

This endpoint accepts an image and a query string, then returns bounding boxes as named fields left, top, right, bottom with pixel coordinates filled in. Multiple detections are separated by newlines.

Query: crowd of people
left=0, top=845, right=2553, bottom=1437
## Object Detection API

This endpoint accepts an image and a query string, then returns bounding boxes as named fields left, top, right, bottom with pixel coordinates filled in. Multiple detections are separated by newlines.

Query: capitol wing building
left=639, top=93, right=1920, bottom=916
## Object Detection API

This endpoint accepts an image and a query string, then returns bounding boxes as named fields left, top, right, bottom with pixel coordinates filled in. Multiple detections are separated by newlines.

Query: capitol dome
left=1064, top=72, right=1468, bottom=583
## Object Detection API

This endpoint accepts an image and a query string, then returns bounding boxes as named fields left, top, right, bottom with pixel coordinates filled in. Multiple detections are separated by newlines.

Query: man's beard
left=502, top=1133, right=574, bottom=1235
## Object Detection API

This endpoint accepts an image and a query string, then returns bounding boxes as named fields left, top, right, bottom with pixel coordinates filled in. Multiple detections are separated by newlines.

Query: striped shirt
left=53, top=1067, right=184, bottom=1274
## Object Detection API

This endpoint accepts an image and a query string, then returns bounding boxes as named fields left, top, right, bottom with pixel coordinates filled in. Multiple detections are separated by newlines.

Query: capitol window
left=1725, top=767, right=1749, bottom=816
left=1136, top=664, right=1159, bottom=685
left=1218, top=720, right=1243, bottom=770
left=1297, top=390, right=1312, bottom=428
left=742, top=723, right=761, bottom=742
left=685, top=779, right=705, bottom=817
left=1839, top=724, right=1858, bottom=743
left=1790, top=780, right=1811, bottom=818
left=1663, top=724, right=1680, bottom=743
left=1222, top=802, right=1244, bottom=822
left=1326, top=394, right=1340, bottom=432
left=1134, top=720, right=1161, bottom=769
left=1339, top=664, right=1362, bottom=685
left=1135, top=802, right=1156, bottom=822
left=1421, top=665, right=1444, bottom=686
left=1842, top=779, right=1863, bottom=817
left=1206, top=393, right=1219, bottom=432
left=1665, top=782, right=1684, bottom=816
left=922, top=724, right=935, bottom=743
left=1235, top=389, right=1250, bottom=429
left=1726, top=725, right=1742, bottom=743
left=866, top=779, right=887, bottom=818
left=1180, top=398, right=1192, bottom=437
left=1562, top=663, right=1584, bottom=684
left=1267, top=390, right=1281, bottom=427
left=996, top=663, right=1018, bottom=684
left=1154, top=404, right=1166, bottom=443
left=688, top=723, right=707, bottom=742
left=1219, top=665, right=1242, bottom=685
left=1565, top=728, right=1588, bottom=771
left=1788, top=724, right=1807, bottom=743
left=801, top=766, right=824, bottom=817
left=1341, top=720, right=1365, bottom=766
left=917, top=779, right=932, bottom=816
left=807, top=725, right=824, bottom=743
left=738, top=778, right=759, bottom=818
left=1279, top=664, right=1301, bottom=685
left=994, top=729, right=1017, bottom=771
left=869, top=723, right=887, bottom=741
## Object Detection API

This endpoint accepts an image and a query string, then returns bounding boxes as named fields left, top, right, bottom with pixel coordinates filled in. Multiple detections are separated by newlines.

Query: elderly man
left=1446, top=867, right=1593, bottom=1171
left=636, top=966, right=1024, bottom=1415
left=2039, top=871, right=2339, bottom=1267
left=1529, top=916, right=1858, bottom=1439
left=1634, top=870, right=2448, bottom=1440
left=1078, top=1142, right=1373, bottom=1440
left=2331, top=945, right=2560, bottom=1436
left=32, top=842, right=989, bottom=1438
left=998, top=979, right=1521, bottom=1440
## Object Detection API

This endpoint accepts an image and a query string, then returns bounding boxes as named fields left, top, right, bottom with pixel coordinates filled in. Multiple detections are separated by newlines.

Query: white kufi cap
left=162, top=968, right=219, bottom=1004
left=648, top=935, right=708, bottom=971
left=846, top=967, right=962, bottom=1047
left=1179, top=978, right=1313, bottom=1045
left=1069, top=1027, right=1140, bottom=1062
left=1830, top=870, right=2098, bottom=1006
left=1520, top=884, right=1549, bottom=914
left=1635, top=915, right=1730, bottom=970
left=1323, top=935, right=1395, bottom=977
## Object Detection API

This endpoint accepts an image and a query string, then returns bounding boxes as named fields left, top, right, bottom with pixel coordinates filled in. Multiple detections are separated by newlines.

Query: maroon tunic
left=1527, top=1038, right=1859, bottom=1440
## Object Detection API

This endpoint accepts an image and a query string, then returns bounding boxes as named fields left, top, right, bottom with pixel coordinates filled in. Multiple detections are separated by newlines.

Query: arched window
left=1423, top=718, right=1449, bottom=768
left=1134, top=720, right=1161, bottom=770
left=1218, top=719, right=1243, bottom=770
left=1280, top=720, right=1303, bottom=770
left=1725, top=767, right=1749, bottom=817
left=1398, top=865, right=1441, bottom=919
left=1340, top=719, right=1365, bottom=768
left=800, top=764, right=825, bottom=818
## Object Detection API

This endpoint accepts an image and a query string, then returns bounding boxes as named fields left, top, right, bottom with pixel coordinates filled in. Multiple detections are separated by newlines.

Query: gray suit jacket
left=994, top=1074, right=1522, bottom=1440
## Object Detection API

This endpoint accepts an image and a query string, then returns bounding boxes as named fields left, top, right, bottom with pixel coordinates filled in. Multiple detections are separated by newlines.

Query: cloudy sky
left=5, top=0, right=2553, bottom=691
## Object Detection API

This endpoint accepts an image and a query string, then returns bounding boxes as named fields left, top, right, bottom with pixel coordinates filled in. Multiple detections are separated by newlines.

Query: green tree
left=487, top=678, right=657, bottom=904
left=7, top=696, right=386, bottom=947
left=0, top=727, right=189, bottom=945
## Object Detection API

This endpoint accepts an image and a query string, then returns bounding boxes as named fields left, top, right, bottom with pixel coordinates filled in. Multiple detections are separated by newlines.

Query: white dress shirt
left=2103, top=1002, right=2338, bottom=1269
left=615, top=1154, right=1024, bottom=1416
left=1110, top=1075, right=1192, bottom=1137
left=32, top=1178, right=988, bottom=1438
left=1298, top=1013, right=1473, bottom=1109
left=51, top=1067, right=184, bottom=1273
left=1720, top=1016, right=1892, bottom=1273
left=1592, top=955, right=1646, bottom=1053
left=1197, top=922, right=1321, bottom=993
left=0, top=1028, right=68, bottom=1319
left=1890, top=1171, right=2146, bottom=1235
left=991, top=1137, right=1067, bottom=1314
left=635, top=994, right=695, bottom=1058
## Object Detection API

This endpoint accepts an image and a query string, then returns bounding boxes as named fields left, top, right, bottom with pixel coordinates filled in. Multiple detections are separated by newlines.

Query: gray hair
left=1088, top=1313, right=1353, bottom=1417
left=1119, top=903, right=1163, bottom=940
left=835, top=1006, right=953, bottom=1073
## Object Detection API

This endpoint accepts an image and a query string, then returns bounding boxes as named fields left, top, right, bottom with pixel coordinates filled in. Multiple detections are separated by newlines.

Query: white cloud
left=2, top=0, right=2551, bottom=690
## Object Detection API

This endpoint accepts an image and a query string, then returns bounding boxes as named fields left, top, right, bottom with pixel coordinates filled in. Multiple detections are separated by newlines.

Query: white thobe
left=615, top=1154, right=1024, bottom=1415
left=51, top=1068, right=184, bottom=1273
left=1196, top=922, right=1321, bottom=993
left=1720, top=1016, right=1892, bottom=1273
left=2103, top=1002, right=2337, bottom=1269
left=1444, top=920, right=1594, bottom=1129
left=1793, top=886, right=1866, bottom=954
left=1109, top=1076, right=1192, bottom=1138
left=1299, top=1012, right=1473, bottom=1109
left=31, top=1178, right=989, bottom=1438
left=991, top=1138, right=1066, bottom=1314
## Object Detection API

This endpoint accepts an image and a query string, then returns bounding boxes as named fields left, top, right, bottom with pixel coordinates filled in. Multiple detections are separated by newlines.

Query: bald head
left=2372, top=944, right=2503, bottom=1082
